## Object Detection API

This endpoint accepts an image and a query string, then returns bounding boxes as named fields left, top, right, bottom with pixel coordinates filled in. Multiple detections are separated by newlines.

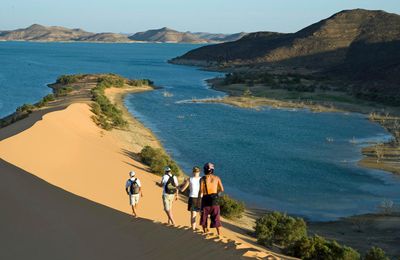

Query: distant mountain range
left=0, top=24, right=246, bottom=43
left=128, top=27, right=246, bottom=43
left=171, top=9, right=400, bottom=104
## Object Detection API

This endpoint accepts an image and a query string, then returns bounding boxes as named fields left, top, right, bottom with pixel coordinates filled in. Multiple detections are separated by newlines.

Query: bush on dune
left=97, top=74, right=125, bottom=88
left=364, top=247, right=389, bottom=260
left=218, top=194, right=245, bottom=219
left=255, top=211, right=307, bottom=248
left=90, top=78, right=127, bottom=130
left=128, top=79, right=154, bottom=87
left=253, top=211, right=381, bottom=260
left=285, top=235, right=360, bottom=260
left=16, top=103, right=36, bottom=113
left=56, top=74, right=86, bottom=85
left=139, top=146, right=180, bottom=176
left=55, top=86, right=74, bottom=97
left=37, top=94, right=56, bottom=107
left=90, top=74, right=154, bottom=130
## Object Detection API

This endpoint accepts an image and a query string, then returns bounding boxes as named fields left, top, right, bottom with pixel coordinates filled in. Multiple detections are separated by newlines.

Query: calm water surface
left=1, top=42, right=399, bottom=220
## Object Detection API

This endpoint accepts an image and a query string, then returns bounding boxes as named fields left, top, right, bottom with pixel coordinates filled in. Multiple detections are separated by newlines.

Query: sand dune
left=0, top=103, right=283, bottom=259
left=0, top=159, right=249, bottom=260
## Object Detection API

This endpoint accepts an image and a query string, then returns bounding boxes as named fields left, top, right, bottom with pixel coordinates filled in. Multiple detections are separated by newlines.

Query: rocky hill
left=0, top=24, right=131, bottom=42
left=193, top=32, right=247, bottom=42
left=172, top=9, right=399, bottom=67
left=0, top=24, right=92, bottom=41
left=171, top=9, right=400, bottom=105
left=0, top=24, right=243, bottom=44
left=129, top=27, right=207, bottom=43
left=129, top=27, right=246, bottom=43
left=78, top=33, right=130, bottom=42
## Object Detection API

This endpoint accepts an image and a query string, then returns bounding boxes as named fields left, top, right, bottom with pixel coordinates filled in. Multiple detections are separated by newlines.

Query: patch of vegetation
left=37, top=94, right=56, bottom=108
left=128, top=79, right=154, bottom=87
left=254, top=211, right=307, bottom=248
left=286, top=235, right=360, bottom=260
left=90, top=74, right=154, bottom=130
left=97, top=74, right=125, bottom=88
left=242, top=88, right=253, bottom=97
left=1, top=93, right=58, bottom=128
left=54, top=86, right=74, bottom=97
left=222, top=71, right=400, bottom=106
left=139, top=146, right=181, bottom=176
left=16, top=103, right=36, bottom=113
left=364, top=246, right=389, bottom=260
left=91, top=83, right=127, bottom=130
left=218, top=194, right=245, bottom=219
left=353, top=86, right=400, bottom=107
left=56, top=74, right=86, bottom=85
left=254, top=211, right=390, bottom=260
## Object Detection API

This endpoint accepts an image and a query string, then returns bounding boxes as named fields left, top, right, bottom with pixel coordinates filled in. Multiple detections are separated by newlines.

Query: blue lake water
left=1, top=42, right=399, bottom=220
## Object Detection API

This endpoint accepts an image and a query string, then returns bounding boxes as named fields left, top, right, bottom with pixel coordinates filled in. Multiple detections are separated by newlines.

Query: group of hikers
left=125, top=162, right=224, bottom=235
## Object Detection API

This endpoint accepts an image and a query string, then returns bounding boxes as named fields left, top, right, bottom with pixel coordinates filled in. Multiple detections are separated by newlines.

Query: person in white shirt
left=125, top=170, right=143, bottom=217
left=180, top=166, right=201, bottom=230
left=159, top=166, right=179, bottom=225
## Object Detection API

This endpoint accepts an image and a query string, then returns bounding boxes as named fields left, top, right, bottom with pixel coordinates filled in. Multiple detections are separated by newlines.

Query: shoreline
left=205, top=77, right=400, bottom=176
left=104, top=86, right=164, bottom=153
left=1, top=74, right=399, bottom=258
left=0, top=75, right=285, bottom=260
left=113, top=80, right=400, bottom=258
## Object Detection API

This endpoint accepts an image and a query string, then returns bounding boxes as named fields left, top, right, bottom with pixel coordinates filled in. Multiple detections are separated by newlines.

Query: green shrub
left=90, top=80, right=127, bottom=129
left=37, top=94, right=56, bottom=107
left=254, top=211, right=307, bottom=247
left=242, top=88, right=253, bottom=97
left=139, top=146, right=180, bottom=176
left=139, top=146, right=159, bottom=165
left=364, top=247, right=389, bottom=260
left=128, top=79, right=154, bottom=87
left=97, top=74, right=125, bottom=88
left=56, top=74, right=85, bottom=85
left=90, top=102, right=101, bottom=116
left=16, top=104, right=36, bottom=113
left=286, top=235, right=360, bottom=260
left=218, top=194, right=245, bottom=219
left=55, top=86, right=74, bottom=97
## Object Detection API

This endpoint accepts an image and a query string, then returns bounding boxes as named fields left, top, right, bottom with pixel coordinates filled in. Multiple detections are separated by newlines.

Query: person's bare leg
left=216, top=227, right=221, bottom=236
left=203, top=226, right=209, bottom=233
left=131, top=205, right=137, bottom=217
left=167, top=210, right=175, bottom=225
left=164, top=210, right=171, bottom=224
left=191, top=211, right=197, bottom=230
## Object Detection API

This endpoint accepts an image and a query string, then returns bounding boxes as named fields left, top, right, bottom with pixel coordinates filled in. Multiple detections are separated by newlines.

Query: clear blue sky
left=1, top=0, right=399, bottom=34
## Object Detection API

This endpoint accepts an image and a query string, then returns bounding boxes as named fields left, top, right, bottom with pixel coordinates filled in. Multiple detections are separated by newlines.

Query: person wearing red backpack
left=125, top=170, right=143, bottom=217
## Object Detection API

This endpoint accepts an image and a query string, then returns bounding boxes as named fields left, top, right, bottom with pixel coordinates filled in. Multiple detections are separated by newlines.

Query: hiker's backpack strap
left=202, top=176, right=209, bottom=195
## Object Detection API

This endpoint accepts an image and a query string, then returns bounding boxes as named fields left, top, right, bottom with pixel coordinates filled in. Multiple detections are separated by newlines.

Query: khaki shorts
left=129, top=194, right=140, bottom=206
left=162, top=194, right=175, bottom=211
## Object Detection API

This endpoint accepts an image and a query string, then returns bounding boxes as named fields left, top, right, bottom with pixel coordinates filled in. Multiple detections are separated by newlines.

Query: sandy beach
left=0, top=79, right=286, bottom=259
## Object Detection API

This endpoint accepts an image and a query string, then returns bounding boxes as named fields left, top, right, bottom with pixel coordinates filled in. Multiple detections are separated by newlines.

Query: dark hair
left=203, top=163, right=215, bottom=175
left=205, top=169, right=214, bottom=175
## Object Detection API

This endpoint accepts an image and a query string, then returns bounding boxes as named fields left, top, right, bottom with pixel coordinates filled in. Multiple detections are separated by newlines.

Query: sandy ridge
left=0, top=85, right=287, bottom=259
